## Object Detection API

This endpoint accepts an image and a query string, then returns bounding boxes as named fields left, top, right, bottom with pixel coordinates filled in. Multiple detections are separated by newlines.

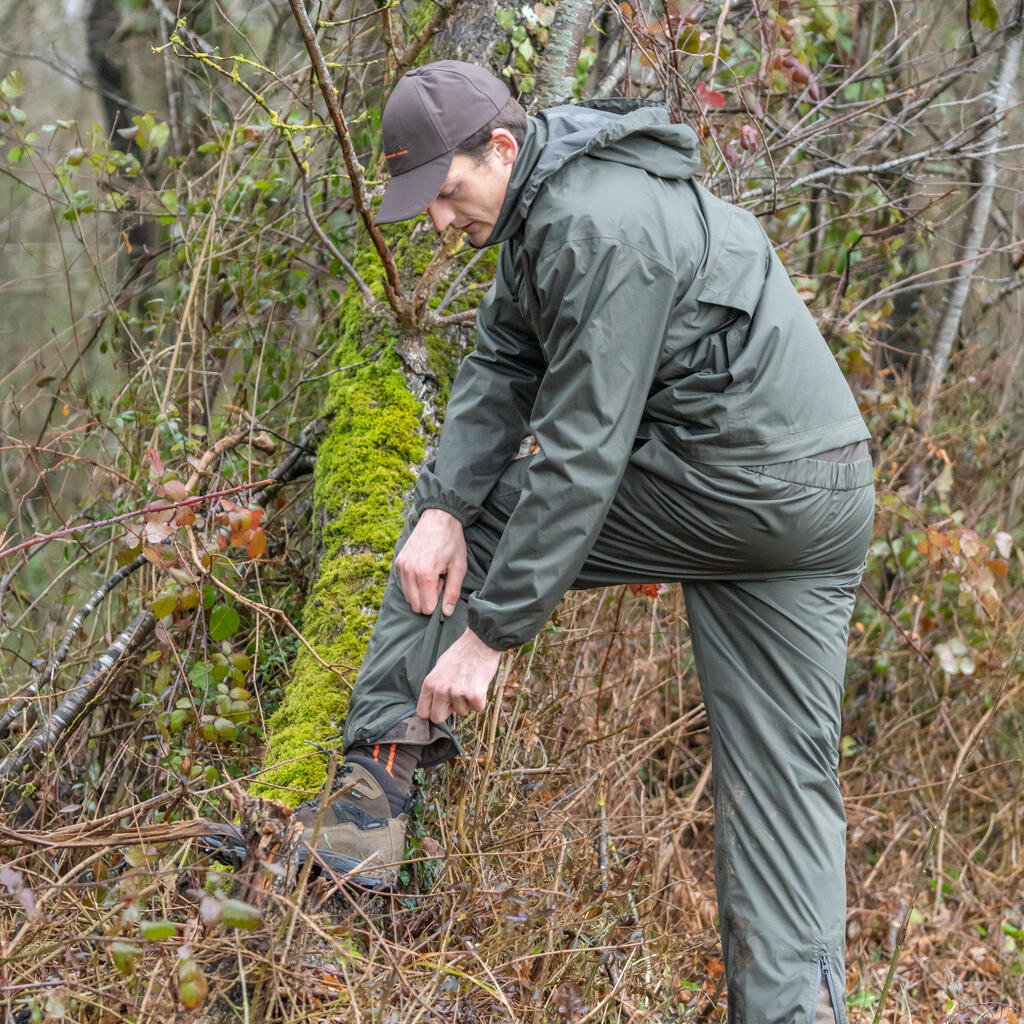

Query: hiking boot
left=296, top=761, right=409, bottom=889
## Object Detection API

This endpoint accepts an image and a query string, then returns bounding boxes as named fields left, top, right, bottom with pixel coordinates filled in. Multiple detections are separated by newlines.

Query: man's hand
left=395, top=508, right=467, bottom=616
left=417, top=628, right=502, bottom=723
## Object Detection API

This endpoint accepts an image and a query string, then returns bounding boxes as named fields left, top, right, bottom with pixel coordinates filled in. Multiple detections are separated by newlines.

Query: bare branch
left=916, top=29, right=1024, bottom=427
left=0, top=553, right=147, bottom=737
left=298, top=178, right=376, bottom=306
left=286, top=0, right=405, bottom=311
left=0, top=610, right=157, bottom=780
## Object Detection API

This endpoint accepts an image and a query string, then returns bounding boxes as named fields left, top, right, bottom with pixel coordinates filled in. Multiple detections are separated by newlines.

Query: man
left=302, top=60, right=874, bottom=1024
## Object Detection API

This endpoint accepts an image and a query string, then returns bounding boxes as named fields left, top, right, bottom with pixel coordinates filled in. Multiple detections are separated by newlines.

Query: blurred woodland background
left=1, top=0, right=1023, bottom=1020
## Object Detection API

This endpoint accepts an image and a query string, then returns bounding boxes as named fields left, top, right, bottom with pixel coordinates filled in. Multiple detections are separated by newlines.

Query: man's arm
left=466, top=233, right=680, bottom=650
left=413, top=242, right=546, bottom=527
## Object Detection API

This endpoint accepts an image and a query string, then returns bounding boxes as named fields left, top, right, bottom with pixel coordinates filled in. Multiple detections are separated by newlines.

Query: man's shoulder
left=521, top=157, right=698, bottom=268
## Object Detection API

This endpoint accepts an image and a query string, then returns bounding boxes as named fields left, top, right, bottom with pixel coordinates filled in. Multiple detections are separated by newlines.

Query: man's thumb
left=441, top=569, right=462, bottom=617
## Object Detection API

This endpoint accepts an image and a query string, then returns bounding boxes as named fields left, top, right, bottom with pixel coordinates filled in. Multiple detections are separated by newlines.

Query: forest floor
left=1, top=584, right=1021, bottom=1023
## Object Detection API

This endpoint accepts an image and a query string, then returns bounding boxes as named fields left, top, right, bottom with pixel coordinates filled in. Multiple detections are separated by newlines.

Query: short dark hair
left=454, top=97, right=527, bottom=161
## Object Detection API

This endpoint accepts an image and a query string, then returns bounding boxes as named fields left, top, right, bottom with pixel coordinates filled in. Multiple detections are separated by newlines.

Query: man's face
left=426, top=129, right=518, bottom=245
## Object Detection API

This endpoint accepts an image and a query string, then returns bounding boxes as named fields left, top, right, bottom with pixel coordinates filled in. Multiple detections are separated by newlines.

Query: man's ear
left=490, top=128, right=519, bottom=167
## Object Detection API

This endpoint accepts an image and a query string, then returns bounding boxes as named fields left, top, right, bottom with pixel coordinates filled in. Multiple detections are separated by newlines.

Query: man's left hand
left=417, top=628, right=502, bottom=724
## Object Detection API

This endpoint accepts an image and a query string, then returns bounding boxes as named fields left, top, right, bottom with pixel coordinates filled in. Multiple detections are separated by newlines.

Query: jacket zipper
left=817, top=953, right=841, bottom=1024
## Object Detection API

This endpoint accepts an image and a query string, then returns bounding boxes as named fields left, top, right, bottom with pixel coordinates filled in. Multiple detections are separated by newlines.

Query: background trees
left=0, top=0, right=1022, bottom=1019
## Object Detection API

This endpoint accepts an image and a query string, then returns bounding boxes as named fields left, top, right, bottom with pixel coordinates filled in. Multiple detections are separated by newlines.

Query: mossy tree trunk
left=259, top=0, right=570, bottom=799
left=257, top=234, right=482, bottom=799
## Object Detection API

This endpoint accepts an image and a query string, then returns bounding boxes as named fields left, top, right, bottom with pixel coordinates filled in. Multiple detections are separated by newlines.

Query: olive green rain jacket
left=413, top=100, right=870, bottom=651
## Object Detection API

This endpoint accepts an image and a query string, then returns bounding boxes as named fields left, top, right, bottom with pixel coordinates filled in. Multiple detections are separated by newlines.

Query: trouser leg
left=341, top=468, right=525, bottom=766
left=684, top=571, right=862, bottom=1024
left=341, top=445, right=872, bottom=1023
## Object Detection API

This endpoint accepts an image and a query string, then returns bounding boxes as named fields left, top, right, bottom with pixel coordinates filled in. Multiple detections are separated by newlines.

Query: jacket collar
left=476, top=115, right=548, bottom=248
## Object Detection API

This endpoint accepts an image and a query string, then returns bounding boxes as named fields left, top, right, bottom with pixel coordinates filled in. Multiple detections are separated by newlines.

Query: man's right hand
left=394, top=508, right=468, bottom=617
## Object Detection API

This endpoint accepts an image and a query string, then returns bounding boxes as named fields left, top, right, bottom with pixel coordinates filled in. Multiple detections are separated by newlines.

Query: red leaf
left=628, top=582, right=671, bottom=598
left=146, top=447, right=165, bottom=479
left=143, top=519, right=177, bottom=544
left=161, top=480, right=189, bottom=502
left=143, top=545, right=170, bottom=568
left=738, top=124, right=759, bottom=150
left=230, top=527, right=253, bottom=548
left=697, top=80, right=725, bottom=109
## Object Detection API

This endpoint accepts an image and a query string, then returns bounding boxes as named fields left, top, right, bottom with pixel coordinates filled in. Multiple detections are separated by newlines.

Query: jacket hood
left=479, top=99, right=701, bottom=247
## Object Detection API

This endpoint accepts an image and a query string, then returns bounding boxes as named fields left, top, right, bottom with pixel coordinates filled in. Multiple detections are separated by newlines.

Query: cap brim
left=374, top=150, right=454, bottom=224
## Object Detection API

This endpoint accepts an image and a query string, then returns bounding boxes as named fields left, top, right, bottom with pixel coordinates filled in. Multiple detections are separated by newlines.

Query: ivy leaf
left=496, top=8, right=515, bottom=31
left=209, top=604, right=240, bottom=642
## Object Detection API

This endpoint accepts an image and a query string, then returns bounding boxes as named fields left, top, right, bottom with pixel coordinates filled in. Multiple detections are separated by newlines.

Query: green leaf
left=177, top=957, right=208, bottom=1009
left=1, top=69, right=26, bottom=99
left=189, top=662, right=214, bottom=692
left=149, top=121, right=170, bottom=148
left=220, top=899, right=262, bottom=930
left=970, top=0, right=998, bottom=29
left=209, top=604, right=240, bottom=642
left=140, top=919, right=177, bottom=941
left=496, top=8, right=515, bottom=30
left=110, top=941, right=139, bottom=974
left=159, top=189, right=178, bottom=214
left=149, top=593, right=179, bottom=619
left=214, top=717, right=236, bottom=742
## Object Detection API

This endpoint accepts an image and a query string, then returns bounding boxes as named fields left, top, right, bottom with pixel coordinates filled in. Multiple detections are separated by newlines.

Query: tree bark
left=532, top=0, right=594, bottom=109
left=915, top=27, right=1023, bottom=435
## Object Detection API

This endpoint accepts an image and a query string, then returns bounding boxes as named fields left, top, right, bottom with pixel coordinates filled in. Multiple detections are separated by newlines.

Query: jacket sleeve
left=466, top=235, right=679, bottom=650
left=413, top=243, right=547, bottom=526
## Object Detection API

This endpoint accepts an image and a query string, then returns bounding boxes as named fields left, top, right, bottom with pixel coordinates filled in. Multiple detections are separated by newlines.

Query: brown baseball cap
left=375, top=61, right=511, bottom=224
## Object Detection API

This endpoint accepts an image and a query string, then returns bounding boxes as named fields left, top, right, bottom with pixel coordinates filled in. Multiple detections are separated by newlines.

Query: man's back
left=487, top=102, right=868, bottom=465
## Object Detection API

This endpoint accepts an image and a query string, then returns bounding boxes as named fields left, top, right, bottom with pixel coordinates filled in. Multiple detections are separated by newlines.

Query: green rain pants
left=342, top=439, right=875, bottom=1024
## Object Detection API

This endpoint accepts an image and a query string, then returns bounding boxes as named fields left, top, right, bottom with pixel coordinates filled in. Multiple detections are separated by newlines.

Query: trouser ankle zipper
left=818, top=954, right=841, bottom=1024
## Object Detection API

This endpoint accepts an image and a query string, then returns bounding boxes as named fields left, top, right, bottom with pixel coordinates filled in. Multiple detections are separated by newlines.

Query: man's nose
left=428, top=201, right=454, bottom=232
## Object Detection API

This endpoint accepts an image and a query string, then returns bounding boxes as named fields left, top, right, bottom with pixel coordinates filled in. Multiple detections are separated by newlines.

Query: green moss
left=256, top=225, right=495, bottom=802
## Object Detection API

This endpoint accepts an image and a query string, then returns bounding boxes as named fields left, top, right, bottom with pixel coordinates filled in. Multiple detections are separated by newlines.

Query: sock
left=346, top=743, right=421, bottom=816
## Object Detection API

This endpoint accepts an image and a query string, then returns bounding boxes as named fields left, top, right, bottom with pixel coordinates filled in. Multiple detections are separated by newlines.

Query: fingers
left=396, top=558, right=440, bottom=615
left=417, top=677, right=452, bottom=724
left=441, top=559, right=466, bottom=617
left=417, top=676, right=476, bottom=724
left=394, top=510, right=467, bottom=616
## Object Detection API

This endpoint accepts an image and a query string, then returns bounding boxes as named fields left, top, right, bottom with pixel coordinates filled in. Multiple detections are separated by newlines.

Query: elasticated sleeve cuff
left=412, top=460, right=481, bottom=528
left=466, top=600, right=525, bottom=652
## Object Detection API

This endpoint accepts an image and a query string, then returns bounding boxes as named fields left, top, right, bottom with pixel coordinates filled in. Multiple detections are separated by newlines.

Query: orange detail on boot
left=373, top=745, right=380, bottom=761
left=386, top=744, right=396, bottom=776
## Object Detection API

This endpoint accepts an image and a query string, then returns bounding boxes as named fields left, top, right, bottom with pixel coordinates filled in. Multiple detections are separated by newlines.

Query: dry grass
left=1, top=581, right=1022, bottom=1023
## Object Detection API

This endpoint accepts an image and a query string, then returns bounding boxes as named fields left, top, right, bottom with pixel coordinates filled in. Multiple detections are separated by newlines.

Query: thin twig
left=286, top=0, right=404, bottom=310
